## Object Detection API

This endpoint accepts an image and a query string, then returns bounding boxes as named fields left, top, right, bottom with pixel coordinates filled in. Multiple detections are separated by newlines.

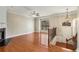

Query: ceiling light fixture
left=62, top=8, right=71, bottom=26
left=32, top=11, right=40, bottom=17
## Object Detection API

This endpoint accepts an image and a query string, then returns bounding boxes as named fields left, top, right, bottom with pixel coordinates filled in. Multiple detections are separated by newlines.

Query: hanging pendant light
left=62, top=8, right=71, bottom=26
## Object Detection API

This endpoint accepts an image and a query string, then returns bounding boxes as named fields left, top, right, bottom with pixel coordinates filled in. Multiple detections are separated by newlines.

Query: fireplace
left=0, top=28, right=5, bottom=46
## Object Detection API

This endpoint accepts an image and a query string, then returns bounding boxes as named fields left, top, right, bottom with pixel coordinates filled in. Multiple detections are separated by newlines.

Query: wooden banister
left=66, top=34, right=77, bottom=50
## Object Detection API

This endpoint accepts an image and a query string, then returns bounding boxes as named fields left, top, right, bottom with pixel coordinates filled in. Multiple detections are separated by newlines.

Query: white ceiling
left=8, top=6, right=77, bottom=17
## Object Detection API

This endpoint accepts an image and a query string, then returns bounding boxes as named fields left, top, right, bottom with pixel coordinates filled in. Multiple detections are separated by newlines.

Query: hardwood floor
left=0, top=32, right=73, bottom=52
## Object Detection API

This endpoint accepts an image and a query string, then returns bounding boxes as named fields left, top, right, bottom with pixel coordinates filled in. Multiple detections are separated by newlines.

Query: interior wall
left=48, top=11, right=77, bottom=43
left=7, top=12, right=34, bottom=38
left=77, top=17, right=79, bottom=51
left=34, top=17, right=40, bottom=32
left=72, top=19, right=77, bottom=36
left=0, top=7, right=7, bottom=39
left=76, top=7, right=79, bottom=51
left=0, top=7, right=7, bottom=24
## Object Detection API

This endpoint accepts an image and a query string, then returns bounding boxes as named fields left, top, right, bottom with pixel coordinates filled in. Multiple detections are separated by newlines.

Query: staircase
left=56, top=42, right=75, bottom=51
left=56, top=34, right=77, bottom=51
left=49, top=44, right=73, bottom=52
left=48, top=28, right=56, bottom=43
left=66, top=34, right=77, bottom=51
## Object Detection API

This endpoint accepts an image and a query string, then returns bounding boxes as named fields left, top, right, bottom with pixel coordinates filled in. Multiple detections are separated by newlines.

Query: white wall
left=7, top=12, right=34, bottom=38
left=49, top=12, right=77, bottom=44
left=34, top=17, right=40, bottom=32
left=0, top=7, right=7, bottom=24
left=76, top=18, right=79, bottom=51
left=0, top=7, right=7, bottom=39
left=0, top=7, right=7, bottom=28
left=76, top=7, right=79, bottom=51
left=72, top=19, right=77, bottom=36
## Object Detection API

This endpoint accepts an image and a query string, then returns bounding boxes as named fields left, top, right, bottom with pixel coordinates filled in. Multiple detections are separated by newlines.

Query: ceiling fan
left=31, top=11, right=40, bottom=17
left=23, top=7, right=40, bottom=17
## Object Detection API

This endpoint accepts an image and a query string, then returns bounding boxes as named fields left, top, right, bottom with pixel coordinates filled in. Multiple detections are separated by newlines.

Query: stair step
left=56, top=42, right=75, bottom=50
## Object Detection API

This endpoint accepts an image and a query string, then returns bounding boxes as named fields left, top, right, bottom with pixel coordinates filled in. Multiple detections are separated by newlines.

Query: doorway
left=40, top=18, right=49, bottom=47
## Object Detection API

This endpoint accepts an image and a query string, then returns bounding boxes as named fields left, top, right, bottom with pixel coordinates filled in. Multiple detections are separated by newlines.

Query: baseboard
left=6, top=32, right=34, bottom=39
